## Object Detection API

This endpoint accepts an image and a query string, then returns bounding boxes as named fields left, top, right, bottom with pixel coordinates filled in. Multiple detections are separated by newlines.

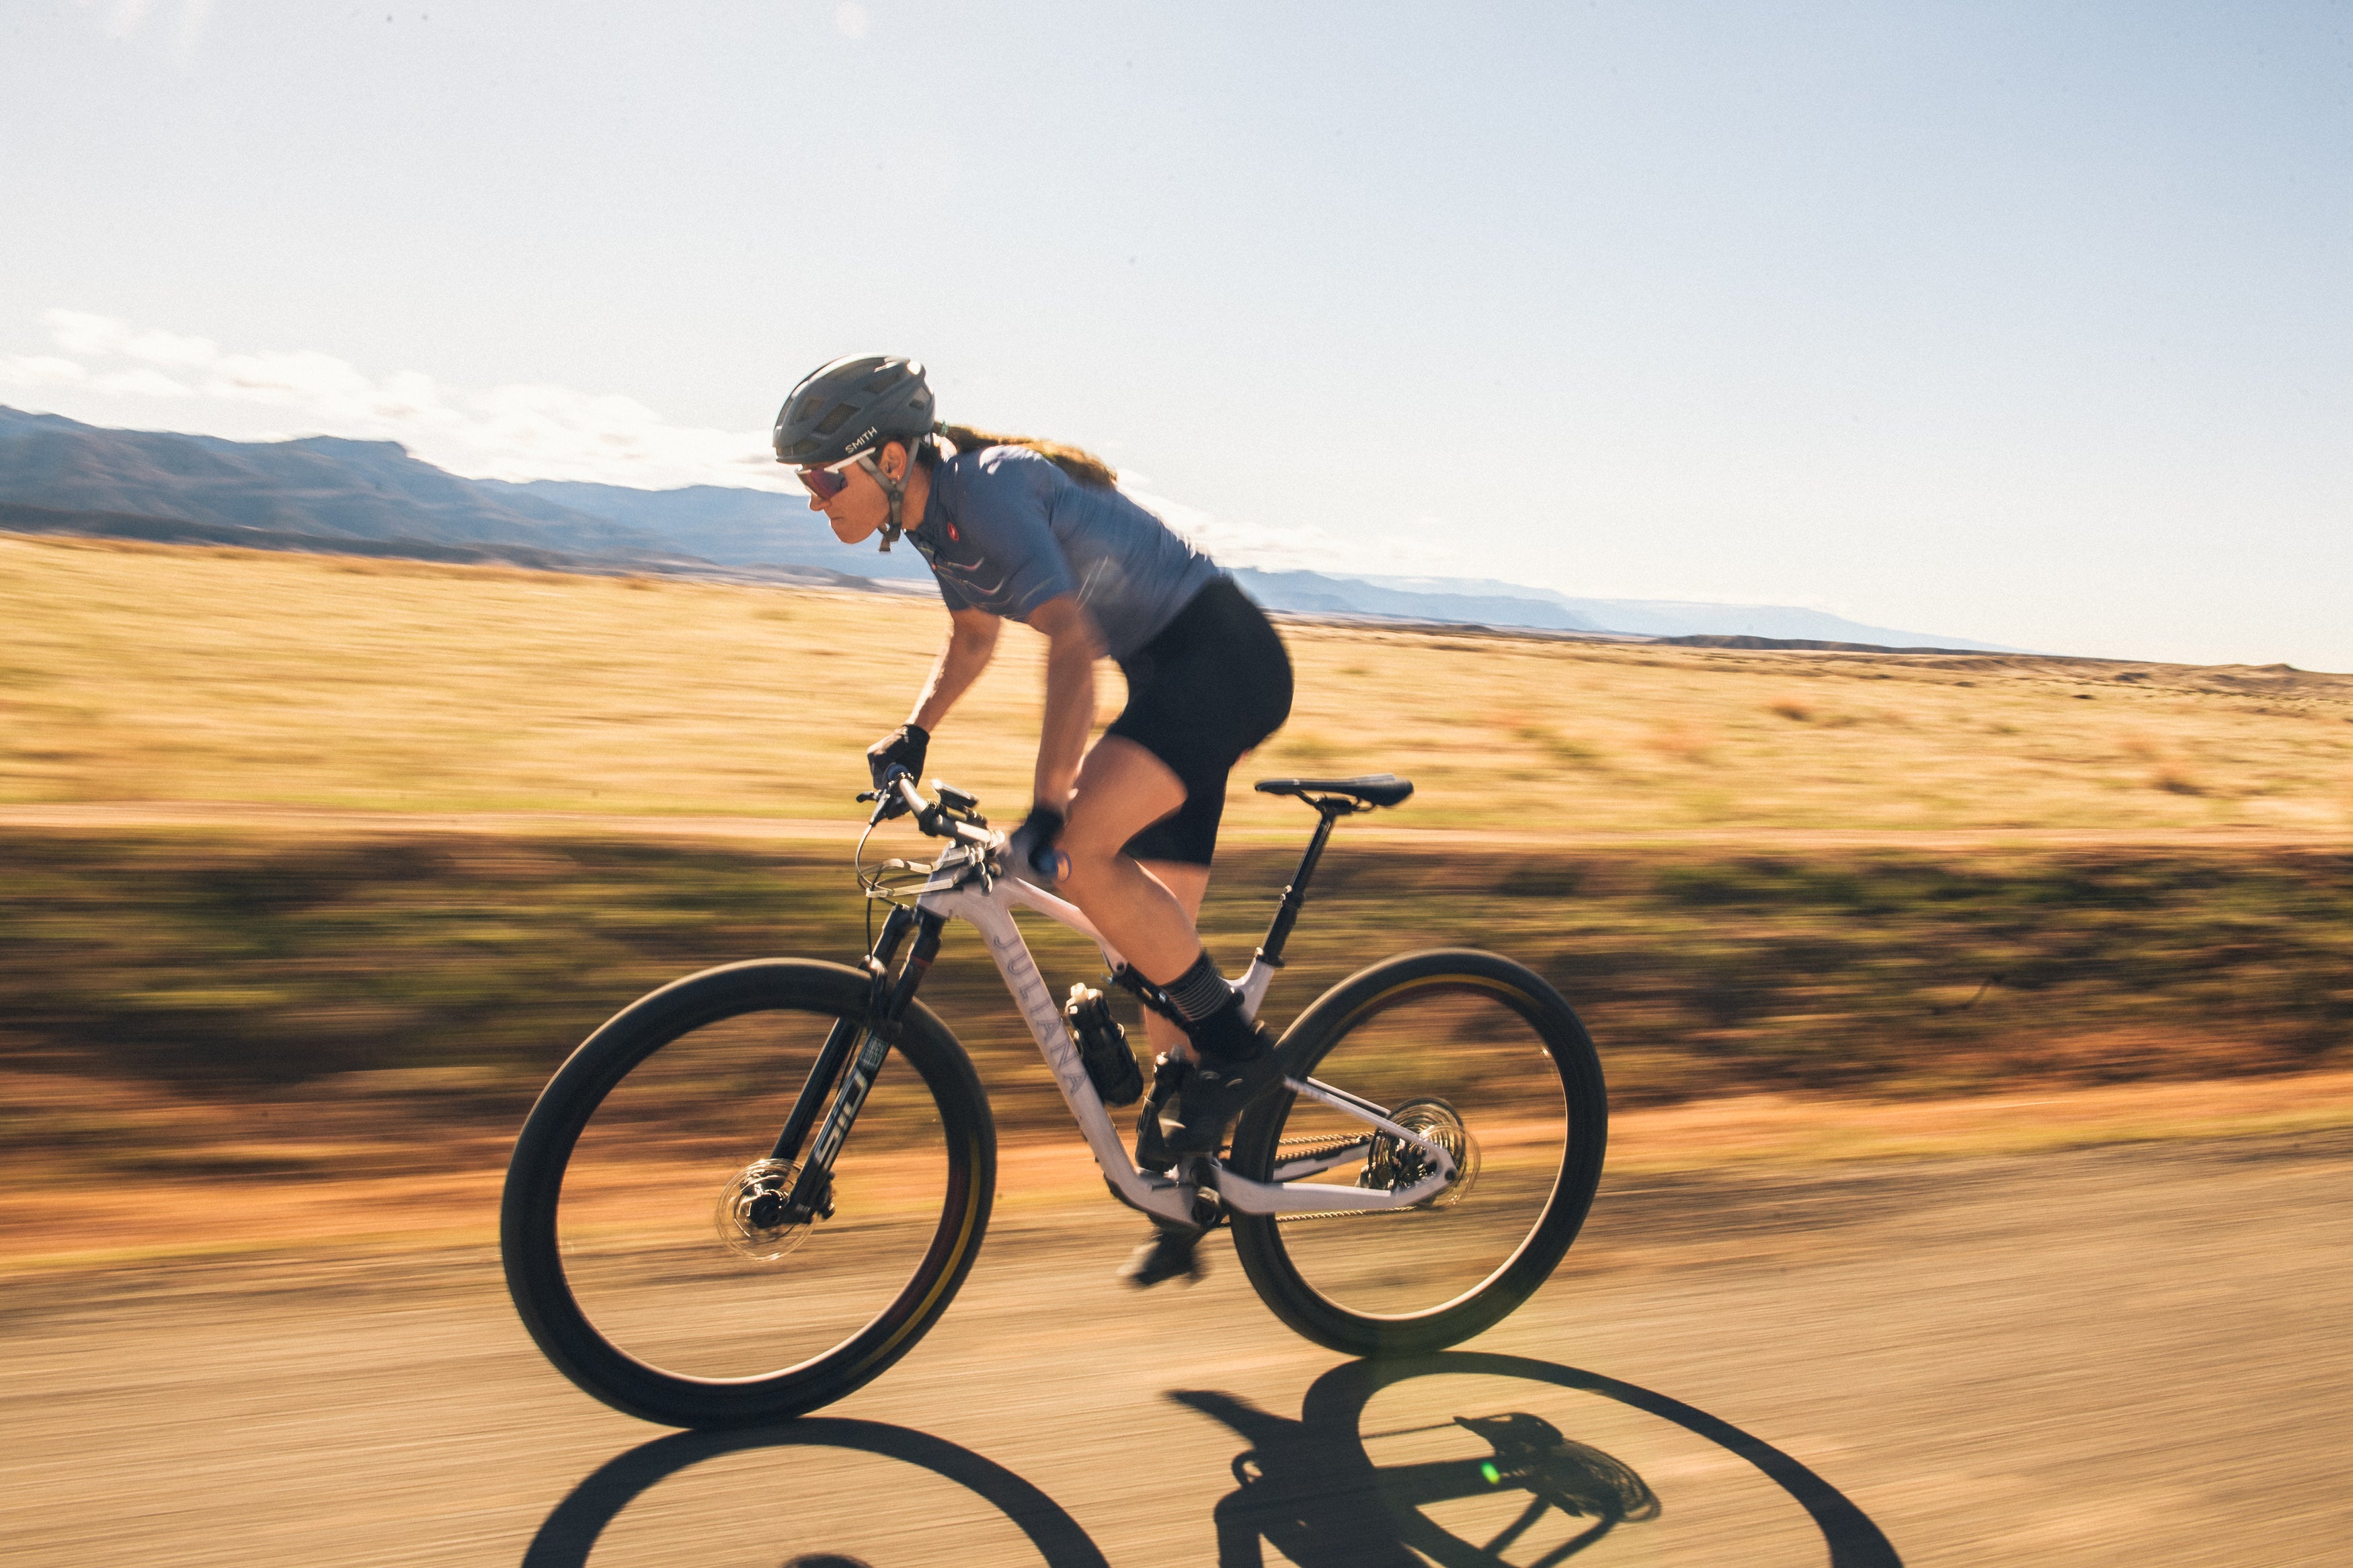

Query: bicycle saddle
left=1252, top=774, right=1415, bottom=809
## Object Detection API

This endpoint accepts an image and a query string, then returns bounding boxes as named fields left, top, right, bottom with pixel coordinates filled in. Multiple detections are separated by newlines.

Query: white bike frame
left=887, top=834, right=1457, bottom=1229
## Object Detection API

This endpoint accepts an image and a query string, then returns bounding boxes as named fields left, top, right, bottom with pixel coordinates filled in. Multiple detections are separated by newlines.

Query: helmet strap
left=862, top=434, right=928, bottom=552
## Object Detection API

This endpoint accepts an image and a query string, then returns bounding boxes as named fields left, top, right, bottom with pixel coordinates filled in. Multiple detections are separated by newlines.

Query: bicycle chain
left=1270, top=1134, right=1417, bottom=1223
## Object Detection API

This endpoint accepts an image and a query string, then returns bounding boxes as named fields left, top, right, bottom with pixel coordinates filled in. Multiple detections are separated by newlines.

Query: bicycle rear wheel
left=502, top=958, right=994, bottom=1428
left=1228, top=949, right=1606, bottom=1356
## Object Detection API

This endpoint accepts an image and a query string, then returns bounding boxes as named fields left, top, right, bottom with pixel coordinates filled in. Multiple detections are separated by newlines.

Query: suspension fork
left=779, top=906, right=946, bottom=1223
left=770, top=906, right=914, bottom=1164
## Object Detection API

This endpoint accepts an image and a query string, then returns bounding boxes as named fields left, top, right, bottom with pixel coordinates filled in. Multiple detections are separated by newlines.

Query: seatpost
left=1256, top=800, right=1352, bottom=968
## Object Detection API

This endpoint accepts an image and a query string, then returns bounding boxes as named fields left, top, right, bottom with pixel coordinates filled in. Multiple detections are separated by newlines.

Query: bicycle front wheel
left=1228, top=949, right=1606, bottom=1356
left=501, top=959, right=994, bottom=1428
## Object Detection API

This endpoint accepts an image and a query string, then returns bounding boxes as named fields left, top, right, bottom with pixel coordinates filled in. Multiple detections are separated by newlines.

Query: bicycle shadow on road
left=1174, top=1351, right=1901, bottom=1568
left=516, top=1357, right=1899, bottom=1567
left=518, top=1417, right=1109, bottom=1568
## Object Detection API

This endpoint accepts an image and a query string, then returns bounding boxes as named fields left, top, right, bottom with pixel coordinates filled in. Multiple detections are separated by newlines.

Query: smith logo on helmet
left=773, top=355, right=934, bottom=468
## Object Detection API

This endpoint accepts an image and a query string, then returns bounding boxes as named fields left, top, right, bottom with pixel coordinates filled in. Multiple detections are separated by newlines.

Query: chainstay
left=1264, top=1127, right=1438, bottom=1221
left=1267, top=1134, right=1384, bottom=1221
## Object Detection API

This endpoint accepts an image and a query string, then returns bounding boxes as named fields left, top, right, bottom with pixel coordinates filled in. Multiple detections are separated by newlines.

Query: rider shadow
left=520, top=1417, right=1110, bottom=1568
left=1176, top=1352, right=1902, bottom=1568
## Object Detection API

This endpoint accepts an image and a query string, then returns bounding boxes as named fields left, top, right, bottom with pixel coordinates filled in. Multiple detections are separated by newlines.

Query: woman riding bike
left=775, top=354, right=1295, bottom=1286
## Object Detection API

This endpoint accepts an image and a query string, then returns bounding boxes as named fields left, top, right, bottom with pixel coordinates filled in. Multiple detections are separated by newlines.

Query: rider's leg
left=1131, top=860, right=1208, bottom=1063
left=1059, top=738, right=1281, bottom=1152
left=1053, top=737, right=1198, bottom=981
left=1060, top=739, right=1271, bottom=1044
left=1054, top=744, right=1229, bottom=1285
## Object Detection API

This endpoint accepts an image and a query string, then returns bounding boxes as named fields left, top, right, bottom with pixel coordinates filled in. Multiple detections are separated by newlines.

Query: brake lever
left=859, top=767, right=916, bottom=825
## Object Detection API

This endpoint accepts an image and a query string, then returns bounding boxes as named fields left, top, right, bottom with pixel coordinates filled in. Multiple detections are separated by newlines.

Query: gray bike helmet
left=774, top=356, right=937, bottom=550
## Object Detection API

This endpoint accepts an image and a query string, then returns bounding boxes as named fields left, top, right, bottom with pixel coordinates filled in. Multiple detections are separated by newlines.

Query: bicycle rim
left=504, top=961, right=992, bottom=1423
left=1232, top=950, right=1605, bottom=1351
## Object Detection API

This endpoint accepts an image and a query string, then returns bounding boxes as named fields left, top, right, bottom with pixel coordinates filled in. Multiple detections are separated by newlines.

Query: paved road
left=6, top=1133, right=2348, bottom=1567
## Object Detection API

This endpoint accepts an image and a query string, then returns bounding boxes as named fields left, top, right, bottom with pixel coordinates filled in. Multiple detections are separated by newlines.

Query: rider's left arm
left=1026, top=593, right=1103, bottom=812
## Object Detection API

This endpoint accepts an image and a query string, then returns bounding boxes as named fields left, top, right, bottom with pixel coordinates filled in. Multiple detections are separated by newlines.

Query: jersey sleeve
left=930, top=566, right=973, bottom=614
left=958, top=454, right=1080, bottom=619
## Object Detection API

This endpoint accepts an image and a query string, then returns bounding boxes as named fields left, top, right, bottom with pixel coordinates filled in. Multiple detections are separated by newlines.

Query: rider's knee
left=1053, top=833, right=1119, bottom=896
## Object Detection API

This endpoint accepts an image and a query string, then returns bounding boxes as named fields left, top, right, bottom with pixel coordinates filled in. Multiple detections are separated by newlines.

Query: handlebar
left=859, top=769, right=996, bottom=850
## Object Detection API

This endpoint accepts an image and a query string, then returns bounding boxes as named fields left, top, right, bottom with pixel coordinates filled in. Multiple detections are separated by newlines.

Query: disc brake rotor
left=713, top=1157, right=817, bottom=1261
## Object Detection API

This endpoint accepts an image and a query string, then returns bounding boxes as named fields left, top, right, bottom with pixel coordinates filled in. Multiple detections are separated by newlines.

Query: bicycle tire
left=502, top=958, right=994, bottom=1428
left=1228, top=948, right=1606, bottom=1356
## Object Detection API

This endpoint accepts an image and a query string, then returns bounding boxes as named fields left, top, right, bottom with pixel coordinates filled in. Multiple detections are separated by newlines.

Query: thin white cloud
left=104, top=0, right=157, bottom=38
left=97, top=366, right=198, bottom=398
left=834, top=3, right=869, bottom=40
left=1123, top=485, right=1462, bottom=578
left=3, top=309, right=795, bottom=493
left=80, top=0, right=210, bottom=48
left=0, top=354, right=91, bottom=387
left=175, top=0, right=214, bottom=54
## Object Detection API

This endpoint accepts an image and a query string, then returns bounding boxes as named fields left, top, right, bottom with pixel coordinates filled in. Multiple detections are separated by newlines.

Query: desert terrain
left=3, top=531, right=2350, bottom=1565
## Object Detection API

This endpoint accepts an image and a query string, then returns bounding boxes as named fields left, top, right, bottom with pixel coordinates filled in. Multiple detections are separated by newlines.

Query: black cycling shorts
left=1106, top=575, right=1293, bottom=866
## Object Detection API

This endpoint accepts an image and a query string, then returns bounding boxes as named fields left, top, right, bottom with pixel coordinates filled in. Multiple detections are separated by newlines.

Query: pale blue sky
left=4, top=1, right=2348, bottom=666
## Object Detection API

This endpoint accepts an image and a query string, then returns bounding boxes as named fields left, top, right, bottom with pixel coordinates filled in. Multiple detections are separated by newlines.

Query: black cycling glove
left=1010, top=804, right=1067, bottom=882
left=865, top=723, right=929, bottom=788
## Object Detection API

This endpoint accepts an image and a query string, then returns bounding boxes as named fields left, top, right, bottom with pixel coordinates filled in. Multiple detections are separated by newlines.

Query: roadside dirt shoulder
left=9, top=1069, right=2351, bottom=1278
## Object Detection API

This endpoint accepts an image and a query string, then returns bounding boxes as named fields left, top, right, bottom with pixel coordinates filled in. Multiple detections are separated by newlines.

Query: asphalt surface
left=6, top=1132, right=2348, bottom=1567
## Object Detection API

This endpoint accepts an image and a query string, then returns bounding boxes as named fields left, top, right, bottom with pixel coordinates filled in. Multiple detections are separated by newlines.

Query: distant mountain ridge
left=0, top=406, right=2018, bottom=650
left=482, top=477, right=934, bottom=583
left=0, top=405, right=694, bottom=563
left=1347, top=574, right=2022, bottom=651
left=1226, top=569, right=1607, bottom=632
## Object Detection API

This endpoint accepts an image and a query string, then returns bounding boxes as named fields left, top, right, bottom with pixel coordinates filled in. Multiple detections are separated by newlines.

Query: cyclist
left=776, top=354, right=1293, bottom=1285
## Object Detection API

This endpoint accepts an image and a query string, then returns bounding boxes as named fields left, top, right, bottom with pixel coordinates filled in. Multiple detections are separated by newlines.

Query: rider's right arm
left=908, top=608, right=1001, bottom=733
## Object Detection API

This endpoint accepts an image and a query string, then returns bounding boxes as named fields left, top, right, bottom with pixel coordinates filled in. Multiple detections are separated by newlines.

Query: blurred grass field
left=7, top=532, right=2352, bottom=833
left=4, top=531, right=2352, bottom=1264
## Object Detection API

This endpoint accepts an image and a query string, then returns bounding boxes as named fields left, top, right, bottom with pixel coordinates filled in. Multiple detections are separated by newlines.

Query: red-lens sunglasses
left=798, top=452, right=873, bottom=501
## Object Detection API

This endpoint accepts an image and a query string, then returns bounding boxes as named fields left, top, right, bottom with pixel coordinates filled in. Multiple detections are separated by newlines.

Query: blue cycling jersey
left=906, top=446, right=1219, bottom=661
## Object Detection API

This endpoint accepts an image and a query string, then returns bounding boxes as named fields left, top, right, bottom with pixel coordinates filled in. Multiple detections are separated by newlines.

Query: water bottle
left=1065, top=984, right=1143, bottom=1107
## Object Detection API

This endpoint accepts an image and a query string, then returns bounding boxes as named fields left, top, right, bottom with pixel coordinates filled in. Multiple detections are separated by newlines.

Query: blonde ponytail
left=930, top=421, right=1119, bottom=489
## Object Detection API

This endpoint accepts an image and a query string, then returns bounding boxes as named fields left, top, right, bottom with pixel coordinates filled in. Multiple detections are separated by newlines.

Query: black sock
left=1188, top=995, right=1269, bottom=1063
left=1163, top=950, right=1231, bottom=1022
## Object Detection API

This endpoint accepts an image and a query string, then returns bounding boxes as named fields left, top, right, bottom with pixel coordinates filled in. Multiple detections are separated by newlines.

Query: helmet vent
left=772, top=354, right=931, bottom=468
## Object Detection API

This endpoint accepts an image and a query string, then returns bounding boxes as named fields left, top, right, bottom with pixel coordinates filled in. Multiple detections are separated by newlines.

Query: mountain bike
left=502, top=772, right=1609, bottom=1429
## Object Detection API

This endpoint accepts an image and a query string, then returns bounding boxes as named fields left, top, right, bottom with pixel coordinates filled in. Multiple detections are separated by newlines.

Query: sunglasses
left=798, top=451, right=876, bottom=501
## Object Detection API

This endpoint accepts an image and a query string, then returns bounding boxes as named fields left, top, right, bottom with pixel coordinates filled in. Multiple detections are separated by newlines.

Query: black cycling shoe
left=1118, top=1225, right=1206, bottom=1288
left=1162, top=1033, right=1285, bottom=1155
